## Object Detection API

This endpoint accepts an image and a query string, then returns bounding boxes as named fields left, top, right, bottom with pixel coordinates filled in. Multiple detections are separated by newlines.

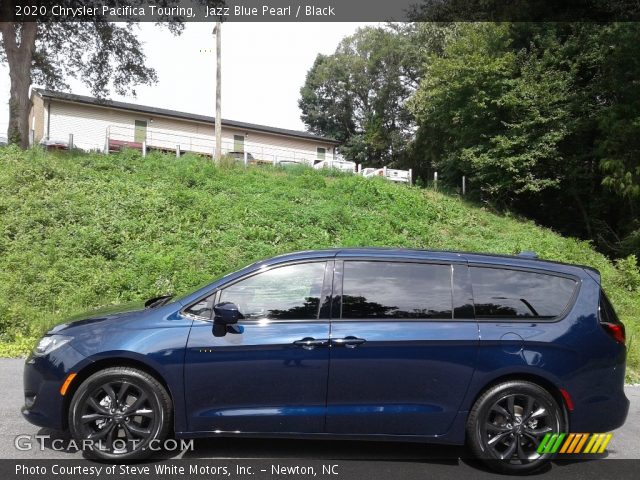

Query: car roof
left=261, top=248, right=597, bottom=278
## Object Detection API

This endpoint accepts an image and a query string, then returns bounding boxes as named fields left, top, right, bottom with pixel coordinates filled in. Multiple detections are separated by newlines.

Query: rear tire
left=466, top=380, right=564, bottom=474
left=68, top=366, right=172, bottom=461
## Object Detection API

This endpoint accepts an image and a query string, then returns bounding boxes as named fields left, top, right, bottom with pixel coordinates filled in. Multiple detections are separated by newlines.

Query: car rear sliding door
left=325, top=259, right=479, bottom=436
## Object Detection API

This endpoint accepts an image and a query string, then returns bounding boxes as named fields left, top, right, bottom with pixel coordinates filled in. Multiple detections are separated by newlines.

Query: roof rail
left=518, top=251, right=538, bottom=259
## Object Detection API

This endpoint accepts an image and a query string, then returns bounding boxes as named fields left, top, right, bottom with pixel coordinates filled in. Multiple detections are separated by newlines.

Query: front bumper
left=21, top=343, right=87, bottom=431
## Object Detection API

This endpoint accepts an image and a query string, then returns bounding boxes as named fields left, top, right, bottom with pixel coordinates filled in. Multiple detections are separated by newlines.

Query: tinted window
left=219, top=262, right=326, bottom=320
left=184, top=293, right=216, bottom=319
left=599, top=290, right=620, bottom=324
left=341, top=262, right=453, bottom=319
left=470, top=267, right=577, bottom=319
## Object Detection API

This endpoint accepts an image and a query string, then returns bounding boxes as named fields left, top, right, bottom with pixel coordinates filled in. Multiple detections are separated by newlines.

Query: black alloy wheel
left=466, top=380, right=564, bottom=473
left=69, top=367, right=172, bottom=460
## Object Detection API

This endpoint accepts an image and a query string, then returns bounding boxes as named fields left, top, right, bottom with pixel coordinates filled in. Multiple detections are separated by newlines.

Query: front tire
left=466, top=380, right=564, bottom=474
left=69, top=366, right=172, bottom=461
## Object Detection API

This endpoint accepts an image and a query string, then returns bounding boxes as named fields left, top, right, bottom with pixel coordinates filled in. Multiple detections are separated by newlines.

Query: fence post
left=409, top=168, right=413, bottom=186
left=176, top=145, right=180, bottom=158
left=243, top=150, right=248, bottom=167
left=273, top=155, right=277, bottom=166
left=434, top=171, right=438, bottom=191
left=357, top=164, right=362, bottom=174
left=462, top=175, right=466, bottom=195
left=142, top=141, right=147, bottom=157
left=68, top=134, right=74, bottom=150
left=383, top=166, right=387, bottom=178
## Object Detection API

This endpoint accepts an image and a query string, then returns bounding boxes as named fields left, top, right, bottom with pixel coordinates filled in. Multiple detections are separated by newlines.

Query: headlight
left=33, top=335, right=72, bottom=357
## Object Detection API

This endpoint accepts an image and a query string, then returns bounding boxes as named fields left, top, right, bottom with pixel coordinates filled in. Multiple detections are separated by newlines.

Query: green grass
left=1, top=146, right=639, bottom=381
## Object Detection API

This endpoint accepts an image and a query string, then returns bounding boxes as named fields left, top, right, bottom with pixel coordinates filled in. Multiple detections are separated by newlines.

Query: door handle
left=331, top=336, right=367, bottom=348
left=293, top=337, right=329, bottom=350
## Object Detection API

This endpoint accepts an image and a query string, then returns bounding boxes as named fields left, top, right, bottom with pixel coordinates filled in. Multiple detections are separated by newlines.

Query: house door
left=234, top=134, right=245, bottom=152
left=134, top=120, right=147, bottom=143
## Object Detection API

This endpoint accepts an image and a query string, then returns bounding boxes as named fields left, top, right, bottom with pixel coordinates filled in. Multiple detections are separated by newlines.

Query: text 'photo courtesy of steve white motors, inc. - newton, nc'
left=18, top=4, right=337, bottom=19
left=14, top=463, right=340, bottom=477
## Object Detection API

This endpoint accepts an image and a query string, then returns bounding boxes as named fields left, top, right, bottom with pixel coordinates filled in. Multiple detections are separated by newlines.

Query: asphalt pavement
left=1, top=358, right=639, bottom=477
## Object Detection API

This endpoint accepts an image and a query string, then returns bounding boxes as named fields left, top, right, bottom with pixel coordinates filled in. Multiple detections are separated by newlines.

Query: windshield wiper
left=144, top=295, right=174, bottom=309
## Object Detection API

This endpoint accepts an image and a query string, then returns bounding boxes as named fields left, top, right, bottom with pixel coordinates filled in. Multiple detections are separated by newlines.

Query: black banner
left=3, top=458, right=640, bottom=480
left=3, top=0, right=640, bottom=22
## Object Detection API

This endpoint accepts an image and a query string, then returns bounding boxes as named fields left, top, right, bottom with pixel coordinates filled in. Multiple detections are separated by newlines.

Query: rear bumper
left=569, top=386, right=629, bottom=433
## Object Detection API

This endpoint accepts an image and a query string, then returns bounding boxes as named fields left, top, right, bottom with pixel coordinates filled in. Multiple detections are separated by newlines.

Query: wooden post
left=214, top=21, right=222, bottom=163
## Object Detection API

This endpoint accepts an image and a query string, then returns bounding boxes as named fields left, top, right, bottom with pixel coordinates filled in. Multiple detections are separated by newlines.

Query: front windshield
left=174, top=260, right=262, bottom=302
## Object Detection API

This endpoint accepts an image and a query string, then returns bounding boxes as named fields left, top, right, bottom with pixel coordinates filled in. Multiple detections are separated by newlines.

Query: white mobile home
left=28, top=89, right=340, bottom=165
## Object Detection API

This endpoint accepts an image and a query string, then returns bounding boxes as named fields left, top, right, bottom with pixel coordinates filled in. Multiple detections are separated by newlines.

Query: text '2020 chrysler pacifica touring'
left=22, top=248, right=628, bottom=473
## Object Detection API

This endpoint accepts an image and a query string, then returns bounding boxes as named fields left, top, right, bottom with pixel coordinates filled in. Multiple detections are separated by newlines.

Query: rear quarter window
left=470, top=267, right=578, bottom=320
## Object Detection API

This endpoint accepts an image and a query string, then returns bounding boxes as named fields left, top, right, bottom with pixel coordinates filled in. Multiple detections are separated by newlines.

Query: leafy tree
left=410, top=22, right=640, bottom=258
left=299, top=26, right=418, bottom=166
left=0, top=1, right=222, bottom=148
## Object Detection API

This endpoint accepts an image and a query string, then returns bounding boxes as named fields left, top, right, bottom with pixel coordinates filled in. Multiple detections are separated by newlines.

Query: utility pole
left=213, top=21, right=222, bottom=162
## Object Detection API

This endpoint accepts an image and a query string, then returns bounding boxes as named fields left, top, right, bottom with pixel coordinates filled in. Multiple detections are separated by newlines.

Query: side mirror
left=213, top=302, right=240, bottom=325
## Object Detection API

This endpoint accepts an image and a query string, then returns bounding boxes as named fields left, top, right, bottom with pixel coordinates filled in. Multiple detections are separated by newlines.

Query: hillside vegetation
left=1, top=146, right=639, bottom=380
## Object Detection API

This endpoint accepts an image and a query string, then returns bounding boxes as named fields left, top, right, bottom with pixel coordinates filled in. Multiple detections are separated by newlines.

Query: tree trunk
left=0, top=21, right=38, bottom=149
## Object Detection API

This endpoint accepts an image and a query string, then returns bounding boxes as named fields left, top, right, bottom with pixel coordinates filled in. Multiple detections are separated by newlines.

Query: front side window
left=341, top=261, right=453, bottom=319
left=317, top=147, right=326, bottom=160
left=470, top=267, right=577, bottom=319
left=219, top=262, right=326, bottom=320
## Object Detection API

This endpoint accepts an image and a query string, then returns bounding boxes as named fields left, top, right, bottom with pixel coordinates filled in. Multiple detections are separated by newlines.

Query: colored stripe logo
left=537, top=433, right=612, bottom=454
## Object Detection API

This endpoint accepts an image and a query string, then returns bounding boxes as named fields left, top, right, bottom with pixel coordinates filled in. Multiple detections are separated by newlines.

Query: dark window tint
left=219, top=262, right=326, bottom=320
left=470, top=267, right=577, bottom=319
left=184, top=293, right=216, bottom=319
left=341, top=262, right=453, bottom=319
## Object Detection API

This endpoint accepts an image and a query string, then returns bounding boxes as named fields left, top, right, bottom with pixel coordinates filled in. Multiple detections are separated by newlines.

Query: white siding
left=44, top=98, right=336, bottom=161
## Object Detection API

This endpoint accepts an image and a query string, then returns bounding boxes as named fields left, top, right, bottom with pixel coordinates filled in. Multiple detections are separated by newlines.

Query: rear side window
left=341, top=261, right=453, bottom=319
left=470, top=267, right=577, bottom=319
left=599, top=290, right=620, bottom=324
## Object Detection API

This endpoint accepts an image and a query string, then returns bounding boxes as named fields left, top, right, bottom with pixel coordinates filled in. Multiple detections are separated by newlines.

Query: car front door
left=326, top=259, right=479, bottom=436
left=184, top=261, right=332, bottom=433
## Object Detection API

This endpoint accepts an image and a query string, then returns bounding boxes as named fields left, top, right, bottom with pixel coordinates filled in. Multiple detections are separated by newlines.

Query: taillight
left=601, top=322, right=626, bottom=345
left=599, top=290, right=625, bottom=345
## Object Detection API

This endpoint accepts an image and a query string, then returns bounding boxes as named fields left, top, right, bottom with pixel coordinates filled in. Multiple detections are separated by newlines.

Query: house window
left=317, top=147, right=326, bottom=160
left=134, top=120, right=147, bottom=143
left=234, top=135, right=245, bottom=152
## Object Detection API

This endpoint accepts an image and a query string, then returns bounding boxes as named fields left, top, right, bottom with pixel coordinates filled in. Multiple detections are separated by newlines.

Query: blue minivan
left=22, top=248, right=628, bottom=473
